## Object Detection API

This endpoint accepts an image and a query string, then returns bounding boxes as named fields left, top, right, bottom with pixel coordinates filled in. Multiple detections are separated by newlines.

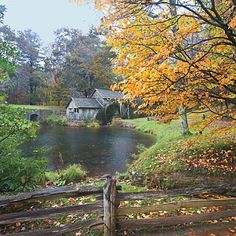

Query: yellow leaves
left=229, top=15, right=236, bottom=29
left=71, top=0, right=113, bottom=11
left=95, top=0, right=112, bottom=11
left=219, top=77, right=235, bottom=86
left=90, top=0, right=236, bottom=122
left=176, top=16, right=201, bottom=37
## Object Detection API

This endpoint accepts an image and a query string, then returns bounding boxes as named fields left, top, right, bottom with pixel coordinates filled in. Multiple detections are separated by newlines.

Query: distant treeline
left=0, top=25, right=118, bottom=106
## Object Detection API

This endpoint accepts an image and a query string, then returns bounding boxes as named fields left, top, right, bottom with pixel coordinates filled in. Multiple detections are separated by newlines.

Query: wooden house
left=66, top=97, right=102, bottom=121
left=66, top=88, right=125, bottom=122
left=91, top=88, right=123, bottom=107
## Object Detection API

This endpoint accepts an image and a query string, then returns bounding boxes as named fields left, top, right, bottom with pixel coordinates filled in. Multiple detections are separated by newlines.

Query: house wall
left=66, top=100, right=100, bottom=121
left=66, top=100, right=76, bottom=120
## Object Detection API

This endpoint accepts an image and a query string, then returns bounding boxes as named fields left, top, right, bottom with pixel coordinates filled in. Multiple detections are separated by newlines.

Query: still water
left=23, top=125, right=155, bottom=176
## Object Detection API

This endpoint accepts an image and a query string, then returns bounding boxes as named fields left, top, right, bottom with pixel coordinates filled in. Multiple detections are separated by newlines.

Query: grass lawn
left=8, top=104, right=63, bottom=110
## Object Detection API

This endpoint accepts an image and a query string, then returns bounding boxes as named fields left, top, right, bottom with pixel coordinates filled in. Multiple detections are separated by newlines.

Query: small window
left=74, top=108, right=77, bottom=112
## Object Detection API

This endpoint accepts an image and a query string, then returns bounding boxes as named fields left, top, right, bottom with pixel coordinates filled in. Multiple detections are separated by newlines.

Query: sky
left=1, top=0, right=102, bottom=45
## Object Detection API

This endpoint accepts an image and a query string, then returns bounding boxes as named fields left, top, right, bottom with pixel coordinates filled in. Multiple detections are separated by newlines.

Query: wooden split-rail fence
left=1, top=177, right=236, bottom=236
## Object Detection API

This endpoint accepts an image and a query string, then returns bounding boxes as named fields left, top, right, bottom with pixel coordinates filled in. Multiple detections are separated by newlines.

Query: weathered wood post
left=103, top=175, right=117, bottom=236
left=110, top=178, right=117, bottom=235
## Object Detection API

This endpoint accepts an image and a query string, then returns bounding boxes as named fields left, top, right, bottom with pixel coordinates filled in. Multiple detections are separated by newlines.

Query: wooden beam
left=103, top=177, right=118, bottom=236
left=117, top=198, right=236, bottom=216
left=0, top=185, right=103, bottom=210
left=118, top=184, right=236, bottom=201
left=119, top=209, right=236, bottom=229
left=103, top=178, right=112, bottom=236
left=4, top=219, right=103, bottom=236
left=132, top=221, right=236, bottom=236
left=0, top=201, right=103, bottom=225
left=110, top=179, right=117, bottom=236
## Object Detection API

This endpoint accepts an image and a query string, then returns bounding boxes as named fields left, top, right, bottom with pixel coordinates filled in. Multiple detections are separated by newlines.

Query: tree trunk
left=127, top=102, right=130, bottom=119
left=29, top=78, right=34, bottom=105
left=119, top=102, right=123, bottom=117
left=178, top=104, right=191, bottom=135
left=169, top=0, right=191, bottom=136
left=104, top=105, right=108, bottom=125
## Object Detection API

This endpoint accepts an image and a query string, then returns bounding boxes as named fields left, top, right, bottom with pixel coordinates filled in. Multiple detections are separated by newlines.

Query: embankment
left=113, top=118, right=236, bottom=189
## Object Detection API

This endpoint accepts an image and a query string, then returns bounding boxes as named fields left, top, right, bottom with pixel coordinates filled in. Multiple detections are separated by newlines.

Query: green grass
left=118, top=182, right=147, bottom=192
left=125, top=118, right=186, bottom=175
left=8, top=104, right=62, bottom=110
left=125, top=118, right=183, bottom=142
left=86, top=178, right=146, bottom=192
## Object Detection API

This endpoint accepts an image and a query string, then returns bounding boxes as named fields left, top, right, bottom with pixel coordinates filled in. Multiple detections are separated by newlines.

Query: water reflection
left=23, top=126, right=155, bottom=176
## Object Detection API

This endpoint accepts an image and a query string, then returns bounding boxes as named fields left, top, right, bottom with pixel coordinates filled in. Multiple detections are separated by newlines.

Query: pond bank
left=112, top=118, right=236, bottom=190
left=66, top=120, right=100, bottom=128
left=41, top=112, right=103, bottom=128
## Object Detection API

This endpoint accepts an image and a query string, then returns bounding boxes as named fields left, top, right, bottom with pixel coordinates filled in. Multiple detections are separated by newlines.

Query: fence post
left=103, top=176, right=117, bottom=236
left=110, top=178, right=117, bottom=236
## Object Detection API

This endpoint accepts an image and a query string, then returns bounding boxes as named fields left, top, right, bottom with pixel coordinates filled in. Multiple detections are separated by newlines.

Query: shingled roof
left=93, top=88, right=124, bottom=100
left=71, top=98, right=102, bottom=109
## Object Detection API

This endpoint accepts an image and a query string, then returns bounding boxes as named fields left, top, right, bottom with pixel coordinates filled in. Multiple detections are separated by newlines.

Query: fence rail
left=0, top=185, right=104, bottom=209
left=119, top=209, right=236, bottom=228
left=1, top=179, right=236, bottom=236
left=117, top=198, right=236, bottom=216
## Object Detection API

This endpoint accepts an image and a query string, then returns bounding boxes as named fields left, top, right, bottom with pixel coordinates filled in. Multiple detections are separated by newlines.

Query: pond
left=22, top=125, right=155, bottom=177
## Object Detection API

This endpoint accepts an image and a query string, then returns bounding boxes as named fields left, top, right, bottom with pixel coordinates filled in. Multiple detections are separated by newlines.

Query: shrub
left=45, top=171, right=59, bottom=183
left=0, top=105, right=38, bottom=155
left=44, top=114, right=66, bottom=126
left=116, top=172, right=129, bottom=180
left=0, top=156, right=47, bottom=192
left=46, top=164, right=86, bottom=186
left=59, top=164, right=86, bottom=185
left=84, top=120, right=100, bottom=128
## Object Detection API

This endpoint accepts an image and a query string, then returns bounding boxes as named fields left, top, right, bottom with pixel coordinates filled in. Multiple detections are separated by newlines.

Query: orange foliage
left=77, top=0, right=236, bottom=123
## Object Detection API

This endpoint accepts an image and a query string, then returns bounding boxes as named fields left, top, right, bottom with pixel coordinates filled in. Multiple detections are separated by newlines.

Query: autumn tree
left=77, top=0, right=236, bottom=133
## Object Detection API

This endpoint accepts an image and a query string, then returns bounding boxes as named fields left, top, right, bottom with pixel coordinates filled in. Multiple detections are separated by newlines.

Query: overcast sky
left=1, top=0, right=101, bottom=45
